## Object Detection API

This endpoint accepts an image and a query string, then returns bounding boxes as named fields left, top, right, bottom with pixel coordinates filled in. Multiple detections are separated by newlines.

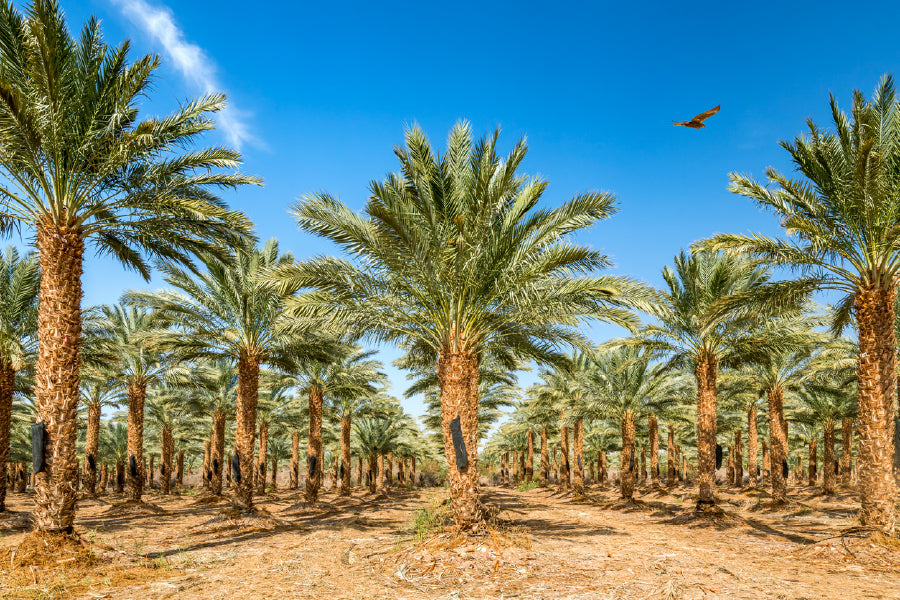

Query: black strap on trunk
left=31, top=421, right=46, bottom=474
left=449, top=416, right=468, bottom=469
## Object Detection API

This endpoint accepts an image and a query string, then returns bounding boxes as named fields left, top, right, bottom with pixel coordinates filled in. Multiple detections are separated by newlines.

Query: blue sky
left=36, top=0, right=900, bottom=420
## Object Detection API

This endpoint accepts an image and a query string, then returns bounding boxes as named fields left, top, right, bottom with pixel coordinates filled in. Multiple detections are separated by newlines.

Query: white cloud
left=111, top=0, right=256, bottom=150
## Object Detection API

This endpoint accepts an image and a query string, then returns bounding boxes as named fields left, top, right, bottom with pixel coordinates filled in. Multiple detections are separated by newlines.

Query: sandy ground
left=1, top=481, right=899, bottom=599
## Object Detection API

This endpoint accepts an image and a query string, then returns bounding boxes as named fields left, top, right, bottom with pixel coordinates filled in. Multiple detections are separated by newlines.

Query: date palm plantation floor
left=2, top=483, right=900, bottom=599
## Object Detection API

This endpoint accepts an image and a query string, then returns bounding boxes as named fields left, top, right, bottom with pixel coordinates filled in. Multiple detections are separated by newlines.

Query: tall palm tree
left=633, top=250, right=780, bottom=510
left=273, top=123, right=651, bottom=529
left=189, top=360, right=238, bottom=495
left=0, top=247, right=38, bottom=512
left=0, top=1, right=257, bottom=533
left=701, top=75, right=900, bottom=533
left=145, top=386, right=191, bottom=495
left=126, top=240, right=323, bottom=510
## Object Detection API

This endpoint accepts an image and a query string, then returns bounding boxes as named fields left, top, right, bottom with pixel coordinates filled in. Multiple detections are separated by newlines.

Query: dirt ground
left=2, top=481, right=899, bottom=599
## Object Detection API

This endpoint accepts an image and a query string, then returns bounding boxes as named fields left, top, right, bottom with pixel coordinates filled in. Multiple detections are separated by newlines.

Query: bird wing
left=691, top=105, right=720, bottom=123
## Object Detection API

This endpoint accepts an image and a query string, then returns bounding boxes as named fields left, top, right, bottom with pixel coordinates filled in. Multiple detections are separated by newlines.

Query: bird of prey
left=667, top=105, right=720, bottom=129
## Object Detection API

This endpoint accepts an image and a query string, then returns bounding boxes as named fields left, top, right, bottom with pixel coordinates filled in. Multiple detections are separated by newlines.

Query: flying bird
left=667, top=104, right=720, bottom=129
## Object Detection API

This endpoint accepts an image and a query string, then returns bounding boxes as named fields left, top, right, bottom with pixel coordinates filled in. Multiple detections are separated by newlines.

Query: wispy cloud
left=111, top=0, right=256, bottom=150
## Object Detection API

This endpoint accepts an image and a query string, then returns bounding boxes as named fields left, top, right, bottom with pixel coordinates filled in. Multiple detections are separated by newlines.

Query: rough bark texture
left=114, top=461, right=124, bottom=493
left=841, top=418, right=853, bottom=487
left=126, top=382, right=146, bottom=501
left=823, top=420, right=836, bottom=494
left=600, top=451, right=607, bottom=485
left=290, top=431, right=300, bottom=490
left=386, top=451, right=393, bottom=487
left=256, top=420, right=268, bottom=495
left=620, top=411, right=635, bottom=501
left=526, top=430, right=535, bottom=483
left=271, top=454, right=278, bottom=489
left=161, top=426, right=173, bottom=495
left=357, top=455, right=364, bottom=488
left=98, top=464, right=107, bottom=494
left=695, top=353, right=718, bottom=507
left=437, top=350, right=482, bottom=529
left=512, top=451, right=519, bottom=485
left=767, top=387, right=788, bottom=504
left=305, top=385, right=324, bottom=502
left=808, top=438, right=818, bottom=486
left=854, top=287, right=897, bottom=533
left=32, top=226, right=83, bottom=532
left=340, top=417, right=351, bottom=496
left=639, top=447, right=647, bottom=486
left=205, top=409, right=223, bottom=495
left=234, top=353, right=260, bottom=509
left=82, top=402, right=100, bottom=497
left=748, top=404, right=758, bottom=487
left=762, top=440, right=769, bottom=484
left=366, top=454, right=376, bottom=493
left=573, top=419, right=584, bottom=495
left=148, top=454, right=154, bottom=488
left=649, top=415, right=659, bottom=487
left=559, top=425, right=570, bottom=491
left=376, top=454, right=386, bottom=492
left=0, top=364, right=15, bottom=511
left=667, top=425, right=676, bottom=487
left=176, top=450, right=184, bottom=487
left=539, top=427, right=549, bottom=486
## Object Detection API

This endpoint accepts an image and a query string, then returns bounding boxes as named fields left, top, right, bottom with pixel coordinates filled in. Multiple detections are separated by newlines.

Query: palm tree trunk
left=768, top=386, right=788, bottom=504
left=639, top=447, right=647, bottom=486
left=367, top=454, right=376, bottom=493
left=398, top=456, right=405, bottom=484
left=32, top=226, right=84, bottom=533
left=526, top=429, right=535, bottom=483
left=115, top=461, right=124, bottom=493
left=726, top=446, right=734, bottom=485
left=99, top=464, right=108, bottom=494
left=357, top=455, right=364, bottom=488
left=649, top=415, right=659, bottom=487
left=855, top=287, right=897, bottom=533
left=796, top=453, right=803, bottom=485
left=161, top=427, right=173, bottom=495
left=841, top=418, right=853, bottom=487
left=823, top=420, right=836, bottom=494
left=600, top=450, right=607, bottom=485
left=234, top=353, right=260, bottom=510
left=667, top=425, right=676, bottom=487
left=202, top=440, right=210, bottom=489
left=695, top=352, right=718, bottom=508
left=559, top=425, right=570, bottom=490
left=331, top=453, right=339, bottom=489
left=208, top=408, right=225, bottom=495
left=305, top=384, right=324, bottom=502
left=176, top=450, right=184, bottom=487
left=257, top=420, right=268, bottom=495
left=761, top=440, right=768, bottom=484
left=126, top=381, right=146, bottom=502
left=290, top=431, right=300, bottom=490
left=410, top=455, right=416, bottom=486
left=436, top=350, right=482, bottom=529
left=271, top=454, right=278, bottom=489
left=540, top=427, right=549, bottom=486
left=512, top=451, right=519, bottom=484
left=0, top=363, right=11, bottom=512
left=573, top=418, right=584, bottom=495
left=340, top=417, right=351, bottom=496
left=386, top=451, right=393, bottom=487
left=734, top=429, right=743, bottom=486
left=377, top=454, right=386, bottom=493
left=148, top=454, right=155, bottom=489
left=82, top=402, right=100, bottom=497
left=808, top=438, right=817, bottom=486
left=501, top=452, right=509, bottom=486
left=748, top=404, right=758, bottom=487
left=620, top=410, right=635, bottom=501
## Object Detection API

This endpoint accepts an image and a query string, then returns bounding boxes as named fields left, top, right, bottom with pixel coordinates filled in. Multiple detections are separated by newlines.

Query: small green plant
left=404, top=498, right=449, bottom=541
left=517, top=481, right=538, bottom=492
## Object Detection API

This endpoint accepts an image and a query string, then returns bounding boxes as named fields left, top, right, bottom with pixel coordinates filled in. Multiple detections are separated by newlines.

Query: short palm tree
left=576, top=346, right=681, bottom=501
left=274, top=123, right=652, bottom=529
left=0, top=1, right=257, bottom=532
left=88, top=304, right=177, bottom=502
left=701, top=75, right=900, bottom=533
left=0, top=246, right=38, bottom=512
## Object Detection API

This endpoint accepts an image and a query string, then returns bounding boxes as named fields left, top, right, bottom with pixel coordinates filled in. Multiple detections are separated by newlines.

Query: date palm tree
left=274, top=122, right=651, bottom=529
left=78, top=369, right=120, bottom=497
left=0, top=246, right=38, bottom=512
left=88, top=304, right=178, bottom=502
left=632, top=250, right=783, bottom=510
left=701, top=75, right=900, bottom=533
left=0, top=1, right=257, bottom=533
left=576, top=346, right=682, bottom=502
left=125, top=240, right=324, bottom=510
